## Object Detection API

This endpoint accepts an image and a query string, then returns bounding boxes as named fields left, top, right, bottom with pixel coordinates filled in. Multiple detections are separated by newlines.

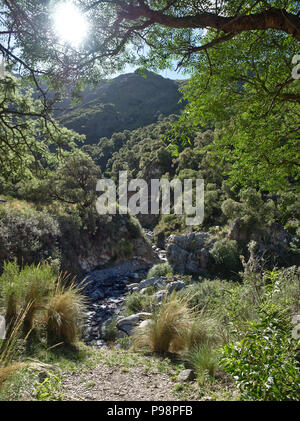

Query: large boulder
left=166, top=232, right=214, bottom=275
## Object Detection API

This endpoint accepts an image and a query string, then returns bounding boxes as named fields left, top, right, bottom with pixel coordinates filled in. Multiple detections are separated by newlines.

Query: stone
left=167, top=280, right=186, bottom=294
left=126, top=283, right=139, bottom=290
left=138, top=276, right=161, bottom=290
left=152, top=290, right=166, bottom=303
left=116, top=312, right=152, bottom=335
left=138, top=319, right=153, bottom=330
left=91, top=290, right=104, bottom=300
left=177, top=369, right=195, bottom=382
left=166, top=232, right=212, bottom=275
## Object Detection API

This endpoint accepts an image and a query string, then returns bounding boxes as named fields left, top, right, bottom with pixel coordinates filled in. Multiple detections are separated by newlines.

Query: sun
left=53, top=1, right=90, bottom=48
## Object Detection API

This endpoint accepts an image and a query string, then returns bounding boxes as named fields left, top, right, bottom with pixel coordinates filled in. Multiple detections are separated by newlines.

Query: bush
left=209, top=239, right=241, bottom=273
left=146, top=263, right=172, bottom=279
left=102, top=317, right=118, bottom=342
left=0, top=206, right=61, bottom=268
left=178, top=279, right=235, bottom=313
left=221, top=189, right=275, bottom=230
left=124, top=291, right=156, bottom=315
left=219, top=302, right=300, bottom=401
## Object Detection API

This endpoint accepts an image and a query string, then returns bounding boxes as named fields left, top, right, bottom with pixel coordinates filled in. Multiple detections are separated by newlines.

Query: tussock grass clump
left=133, top=294, right=190, bottom=353
left=185, top=343, right=218, bottom=385
left=0, top=260, right=25, bottom=328
left=146, top=263, right=172, bottom=280
left=185, top=315, right=222, bottom=350
left=133, top=293, right=220, bottom=354
left=0, top=260, right=56, bottom=332
left=21, top=264, right=56, bottom=333
left=45, top=276, right=86, bottom=345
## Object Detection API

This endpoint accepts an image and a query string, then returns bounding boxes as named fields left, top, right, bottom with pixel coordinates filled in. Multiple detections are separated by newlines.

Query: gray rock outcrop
left=166, top=232, right=214, bottom=275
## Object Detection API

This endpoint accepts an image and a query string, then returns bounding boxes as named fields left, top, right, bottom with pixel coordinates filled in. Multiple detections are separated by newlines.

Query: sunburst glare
left=53, top=1, right=90, bottom=48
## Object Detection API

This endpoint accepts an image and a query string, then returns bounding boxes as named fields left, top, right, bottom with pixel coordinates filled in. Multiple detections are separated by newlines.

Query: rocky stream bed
left=81, top=238, right=167, bottom=348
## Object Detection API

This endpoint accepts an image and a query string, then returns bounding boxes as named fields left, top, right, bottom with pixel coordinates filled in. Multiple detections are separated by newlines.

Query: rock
left=138, top=276, right=161, bottom=290
left=167, top=280, right=186, bottom=294
left=116, top=330, right=127, bottom=339
left=166, top=232, right=213, bottom=275
left=91, top=290, right=104, bottom=300
left=116, top=312, right=152, bottom=335
left=152, top=290, right=166, bottom=303
left=126, top=283, right=139, bottom=291
left=177, top=369, right=195, bottom=382
left=138, top=319, right=153, bottom=329
left=156, top=232, right=165, bottom=249
left=139, top=277, right=166, bottom=293
left=134, top=319, right=153, bottom=334
left=227, top=218, right=249, bottom=243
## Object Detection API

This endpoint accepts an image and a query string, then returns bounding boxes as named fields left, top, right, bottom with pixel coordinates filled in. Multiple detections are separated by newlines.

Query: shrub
left=102, top=317, right=118, bottom=342
left=219, top=302, right=300, bottom=401
left=0, top=206, right=61, bottom=268
left=186, top=343, right=218, bottom=384
left=178, top=279, right=234, bottom=313
left=221, top=189, right=275, bottom=230
left=45, top=276, right=86, bottom=345
left=124, top=291, right=156, bottom=316
left=209, top=239, right=241, bottom=273
left=146, top=263, right=172, bottom=279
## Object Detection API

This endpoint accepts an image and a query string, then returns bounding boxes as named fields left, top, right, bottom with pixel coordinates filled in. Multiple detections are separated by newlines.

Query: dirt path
left=60, top=352, right=201, bottom=401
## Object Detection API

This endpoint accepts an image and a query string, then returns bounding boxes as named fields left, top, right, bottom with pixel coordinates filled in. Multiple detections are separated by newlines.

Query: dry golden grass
left=45, top=275, right=86, bottom=345
left=0, top=303, right=32, bottom=390
left=133, top=292, right=222, bottom=354
left=0, top=363, right=27, bottom=388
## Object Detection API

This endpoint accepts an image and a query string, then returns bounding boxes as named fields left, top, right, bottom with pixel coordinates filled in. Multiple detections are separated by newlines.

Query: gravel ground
left=61, top=362, right=200, bottom=401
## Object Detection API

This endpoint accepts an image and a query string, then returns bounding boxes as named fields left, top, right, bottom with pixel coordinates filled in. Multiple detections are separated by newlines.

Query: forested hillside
left=55, top=70, right=184, bottom=144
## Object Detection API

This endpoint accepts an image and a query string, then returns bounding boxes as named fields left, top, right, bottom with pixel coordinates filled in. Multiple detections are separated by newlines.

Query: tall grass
left=0, top=260, right=86, bottom=346
left=0, top=261, right=24, bottom=329
left=185, top=343, right=218, bottom=385
left=21, top=264, right=56, bottom=333
left=0, top=303, right=31, bottom=389
left=45, top=275, right=86, bottom=345
left=0, top=260, right=56, bottom=333
left=133, top=292, right=220, bottom=353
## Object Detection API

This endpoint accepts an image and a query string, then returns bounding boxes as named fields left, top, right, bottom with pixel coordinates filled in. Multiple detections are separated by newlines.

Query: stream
left=81, top=239, right=167, bottom=348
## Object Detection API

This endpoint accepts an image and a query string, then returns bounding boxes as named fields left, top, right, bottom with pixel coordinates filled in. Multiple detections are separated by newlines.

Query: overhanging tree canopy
left=0, top=0, right=299, bottom=188
left=0, top=1, right=299, bottom=87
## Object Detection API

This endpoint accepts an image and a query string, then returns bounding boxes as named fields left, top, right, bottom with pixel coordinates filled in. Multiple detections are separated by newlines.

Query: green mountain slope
left=56, top=70, right=184, bottom=145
